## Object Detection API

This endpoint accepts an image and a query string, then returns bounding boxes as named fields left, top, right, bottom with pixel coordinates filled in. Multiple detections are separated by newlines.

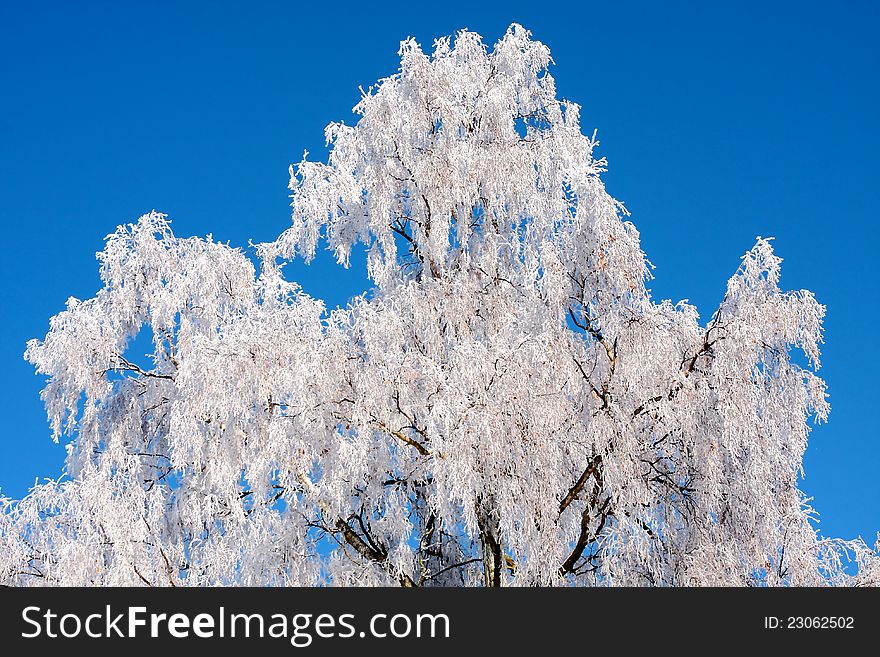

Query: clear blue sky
left=1, top=1, right=877, bottom=545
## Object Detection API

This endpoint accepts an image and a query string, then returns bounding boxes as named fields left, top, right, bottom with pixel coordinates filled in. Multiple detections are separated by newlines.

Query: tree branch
left=559, top=455, right=602, bottom=515
left=371, top=420, right=433, bottom=457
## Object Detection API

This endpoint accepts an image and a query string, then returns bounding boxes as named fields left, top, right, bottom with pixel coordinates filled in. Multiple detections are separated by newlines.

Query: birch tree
left=2, top=24, right=877, bottom=586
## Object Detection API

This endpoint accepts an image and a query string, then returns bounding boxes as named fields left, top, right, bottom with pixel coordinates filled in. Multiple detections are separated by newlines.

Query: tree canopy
left=2, top=25, right=877, bottom=586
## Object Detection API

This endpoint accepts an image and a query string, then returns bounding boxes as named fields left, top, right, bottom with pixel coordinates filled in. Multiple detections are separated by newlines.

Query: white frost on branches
left=2, top=25, right=876, bottom=587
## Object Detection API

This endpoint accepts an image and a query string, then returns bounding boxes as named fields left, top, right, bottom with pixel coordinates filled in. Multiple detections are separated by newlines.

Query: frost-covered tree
left=2, top=25, right=877, bottom=587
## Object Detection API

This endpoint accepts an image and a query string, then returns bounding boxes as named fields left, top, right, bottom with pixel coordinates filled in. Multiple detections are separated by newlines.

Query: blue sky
left=1, top=1, right=877, bottom=544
